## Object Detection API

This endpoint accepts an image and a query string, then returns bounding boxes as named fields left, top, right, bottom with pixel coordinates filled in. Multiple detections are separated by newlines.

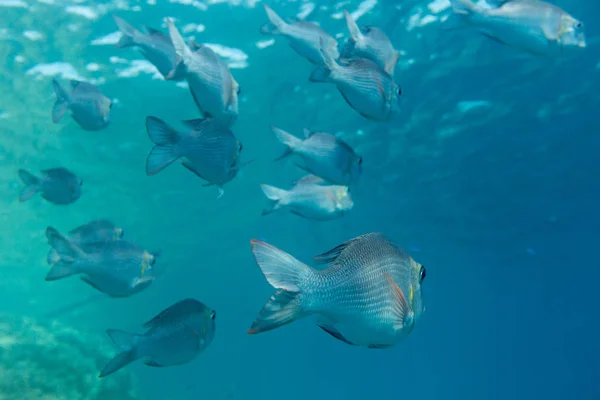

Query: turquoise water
left=1, top=0, right=599, bottom=399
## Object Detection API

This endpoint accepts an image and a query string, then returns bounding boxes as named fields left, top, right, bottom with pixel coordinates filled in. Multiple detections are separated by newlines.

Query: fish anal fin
left=144, top=360, right=164, bottom=367
left=317, top=324, right=357, bottom=346
left=368, top=343, right=393, bottom=349
left=80, top=275, right=104, bottom=293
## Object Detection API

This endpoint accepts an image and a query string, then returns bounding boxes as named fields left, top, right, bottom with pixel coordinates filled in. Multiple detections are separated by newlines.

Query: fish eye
left=357, top=156, right=363, bottom=165
left=238, top=142, right=243, bottom=152
left=237, top=86, right=241, bottom=95
left=397, top=87, right=402, bottom=96
left=419, top=265, right=426, bottom=282
left=149, top=255, right=156, bottom=266
left=576, top=21, right=583, bottom=29
left=210, top=310, right=216, bottom=320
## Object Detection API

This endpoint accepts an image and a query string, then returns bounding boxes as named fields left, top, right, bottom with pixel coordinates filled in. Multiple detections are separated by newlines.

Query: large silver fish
left=99, top=298, right=216, bottom=378
left=112, top=15, right=186, bottom=81
left=45, top=227, right=157, bottom=298
left=18, top=168, right=82, bottom=205
left=166, top=19, right=239, bottom=127
left=248, top=233, right=426, bottom=348
left=52, top=79, right=112, bottom=131
left=145, top=116, right=244, bottom=197
left=272, top=127, right=362, bottom=186
left=260, top=3, right=339, bottom=65
left=310, top=38, right=401, bottom=121
left=447, top=0, right=586, bottom=55
left=341, top=9, right=400, bottom=76
left=260, top=175, right=353, bottom=220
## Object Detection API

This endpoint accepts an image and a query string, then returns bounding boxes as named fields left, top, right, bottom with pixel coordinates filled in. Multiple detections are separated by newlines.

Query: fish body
left=145, top=117, right=243, bottom=194
left=260, top=4, right=339, bottom=65
left=272, top=127, right=362, bottom=186
left=52, top=79, right=112, bottom=131
left=248, top=233, right=426, bottom=348
left=112, top=15, right=186, bottom=81
left=99, top=298, right=216, bottom=377
left=448, top=0, right=586, bottom=55
left=18, top=168, right=82, bottom=205
left=167, top=19, right=239, bottom=127
left=341, top=9, right=400, bottom=76
left=310, top=40, right=401, bottom=121
left=47, top=219, right=124, bottom=264
left=260, top=175, right=353, bottom=220
left=45, top=227, right=157, bottom=298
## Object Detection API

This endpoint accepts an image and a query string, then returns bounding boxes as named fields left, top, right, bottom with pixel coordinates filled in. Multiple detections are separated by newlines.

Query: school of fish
left=18, top=0, right=586, bottom=378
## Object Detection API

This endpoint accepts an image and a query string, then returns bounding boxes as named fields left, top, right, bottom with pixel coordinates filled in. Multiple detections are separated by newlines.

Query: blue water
left=1, top=0, right=599, bottom=399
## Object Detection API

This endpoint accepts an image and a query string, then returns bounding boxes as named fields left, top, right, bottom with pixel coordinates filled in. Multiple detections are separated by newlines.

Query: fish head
left=408, top=258, right=426, bottom=319
left=113, top=227, right=124, bottom=240
left=558, top=15, right=586, bottom=48
left=334, top=186, right=354, bottom=212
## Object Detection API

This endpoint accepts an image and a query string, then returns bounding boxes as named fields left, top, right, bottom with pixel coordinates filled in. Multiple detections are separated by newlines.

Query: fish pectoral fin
left=144, top=360, right=164, bottom=368
left=317, top=324, right=357, bottom=346
left=368, top=344, right=393, bottom=349
left=384, top=272, right=414, bottom=331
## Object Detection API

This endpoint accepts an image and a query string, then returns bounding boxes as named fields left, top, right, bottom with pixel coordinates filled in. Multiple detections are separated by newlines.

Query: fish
left=18, top=168, right=82, bottom=205
left=247, top=233, right=426, bottom=349
left=260, top=175, right=353, bottom=220
left=166, top=19, right=239, bottom=127
left=112, top=15, right=186, bottom=81
left=260, top=3, right=339, bottom=65
left=44, top=227, right=157, bottom=298
left=341, top=9, right=400, bottom=76
left=446, top=0, right=586, bottom=55
left=310, top=38, right=401, bottom=121
left=271, top=126, right=362, bottom=186
left=52, top=79, right=112, bottom=131
left=145, top=116, right=245, bottom=197
left=47, top=219, right=124, bottom=265
left=99, top=298, right=216, bottom=378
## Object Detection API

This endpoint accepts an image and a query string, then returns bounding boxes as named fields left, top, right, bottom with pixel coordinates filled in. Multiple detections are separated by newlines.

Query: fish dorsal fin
left=142, top=25, right=163, bottom=35
left=302, top=128, right=315, bottom=138
left=181, top=118, right=208, bottom=130
left=70, top=80, right=82, bottom=89
left=142, top=298, right=205, bottom=329
left=313, top=237, right=358, bottom=266
left=295, top=174, right=325, bottom=186
left=188, top=37, right=203, bottom=51
left=70, top=80, right=101, bottom=94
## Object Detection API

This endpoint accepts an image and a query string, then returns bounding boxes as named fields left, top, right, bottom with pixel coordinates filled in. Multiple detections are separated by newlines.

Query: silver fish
left=45, top=227, right=157, bottom=298
left=447, top=0, right=586, bottom=55
left=99, top=298, right=216, bottom=378
left=260, top=175, right=353, bottom=220
left=260, top=3, right=339, bottom=65
left=145, top=116, right=244, bottom=197
left=18, top=167, right=82, bottom=205
left=341, top=9, right=400, bottom=76
left=166, top=19, right=239, bottom=127
left=248, top=233, right=426, bottom=349
left=310, top=38, right=401, bottom=121
left=52, top=79, right=112, bottom=131
left=112, top=15, right=186, bottom=81
left=272, top=127, right=362, bottom=186
left=47, top=219, right=124, bottom=265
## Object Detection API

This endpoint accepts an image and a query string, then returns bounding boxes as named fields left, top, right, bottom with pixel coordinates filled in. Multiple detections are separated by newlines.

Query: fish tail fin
left=450, top=0, right=477, bottom=14
left=45, top=227, right=84, bottom=280
left=259, top=184, right=288, bottom=215
left=309, top=37, right=337, bottom=82
left=99, top=329, right=142, bottom=378
left=247, top=239, right=313, bottom=334
left=112, top=15, right=140, bottom=48
left=51, top=79, right=69, bottom=123
left=343, top=9, right=362, bottom=43
left=271, top=126, right=301, bottom=161
left=260, top=4, right=287, bottom=35
left=166, top=18, right=193, bottom=64
left=145, top=116, right=180, bottom=176
left=18, top=169, right=39, bottom=202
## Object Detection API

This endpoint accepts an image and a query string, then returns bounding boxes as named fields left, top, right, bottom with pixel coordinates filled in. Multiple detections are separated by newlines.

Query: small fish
left=310, top=38, right=401, bottom=121
left=99, top=298, right=216, bottom=378
left=341, top=10, right=400, bottom=76
left=112, top=15, right=186, bottom=81
left=18, top=168, right=82, bottom=205
left=260, top=3, right=339, bottom=65
left=47, top=219, right=124, bottom=265
left=52, top=79, right=112, bottom=131
left=45, top=227, right=157, bottom=298
left=247, top=233, right=426, bottom=349
left=272, top=126, right=362, bottom=186
left=145, top=116, right=245, bottom=197
left=447, top=0, right=586, bottom=55
left=260, top=175, right=353, bottom=220
left=166, top=19, right=239, bottom=127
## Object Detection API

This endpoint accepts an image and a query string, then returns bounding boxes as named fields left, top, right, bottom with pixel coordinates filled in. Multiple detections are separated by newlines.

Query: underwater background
left=1, top=0, right=599, bottom=399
